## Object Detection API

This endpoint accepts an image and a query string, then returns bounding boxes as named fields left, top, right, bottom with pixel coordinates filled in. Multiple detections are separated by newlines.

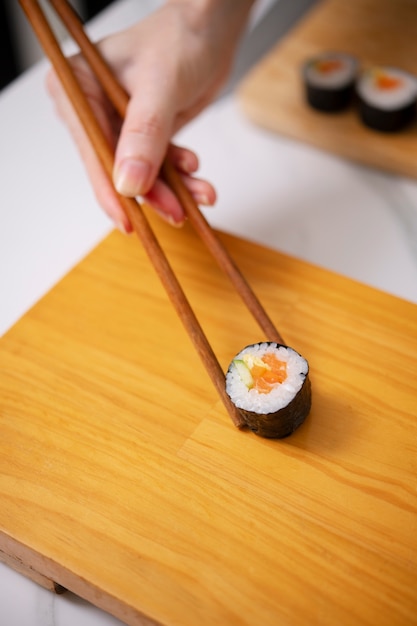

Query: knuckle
left=136, top=114, right=165, bottom=139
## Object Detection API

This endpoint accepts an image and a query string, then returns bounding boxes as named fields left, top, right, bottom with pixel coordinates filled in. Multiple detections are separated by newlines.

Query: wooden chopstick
left=47, top=0, right=285, bottom=347
left=20, top=0, right=286, bottom=430
left=19, top=0, right=248, bottom=428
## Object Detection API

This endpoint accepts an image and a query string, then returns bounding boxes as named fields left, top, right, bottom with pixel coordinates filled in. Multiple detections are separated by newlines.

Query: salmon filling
left=315, top=59, right=344, bottom=74
left=375, top=73, right=403, bottom=90
left=248, top=353, right=287, bottom=394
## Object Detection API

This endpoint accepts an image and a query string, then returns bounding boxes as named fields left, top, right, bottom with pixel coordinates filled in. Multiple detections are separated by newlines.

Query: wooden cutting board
left=1, top=212, right=416, bottom=626
left=238, top=0, right=417, bottom=179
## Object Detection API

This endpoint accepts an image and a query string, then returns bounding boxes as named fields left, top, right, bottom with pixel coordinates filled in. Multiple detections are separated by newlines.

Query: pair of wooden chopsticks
left=19, top=0, right=284, bottom=429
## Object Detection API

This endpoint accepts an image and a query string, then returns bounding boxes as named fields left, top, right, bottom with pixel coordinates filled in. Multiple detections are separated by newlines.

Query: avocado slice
left=233, top=359, right=254, bottom=389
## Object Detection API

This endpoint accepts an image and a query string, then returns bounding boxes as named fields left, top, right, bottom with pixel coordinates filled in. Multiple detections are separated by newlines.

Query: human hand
left=47, top=0, right=255, bottom=232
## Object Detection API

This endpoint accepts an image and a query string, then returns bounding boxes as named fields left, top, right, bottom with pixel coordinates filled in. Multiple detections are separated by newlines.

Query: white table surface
left=1, top=1, right=417, bottom=625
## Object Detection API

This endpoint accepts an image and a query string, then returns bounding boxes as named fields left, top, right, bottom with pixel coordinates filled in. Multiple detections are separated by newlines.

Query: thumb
left=113, top=91, right=174, bottom=198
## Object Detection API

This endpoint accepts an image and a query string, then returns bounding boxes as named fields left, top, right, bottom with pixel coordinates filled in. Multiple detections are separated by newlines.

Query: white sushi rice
left=356, top=67, right=417, bottom=110
left=304, top=52, right=358, bottom=89
left=225, top=343, right=308, bottom=414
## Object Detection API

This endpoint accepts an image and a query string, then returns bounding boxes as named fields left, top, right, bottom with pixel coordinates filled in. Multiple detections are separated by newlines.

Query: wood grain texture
left=0, top=211, right=416, bottom=626
left=238, top=0, right=417, bottom=178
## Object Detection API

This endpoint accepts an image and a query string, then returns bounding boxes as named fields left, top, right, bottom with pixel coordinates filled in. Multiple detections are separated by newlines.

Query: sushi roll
left=302, top=51, right=358, bottom=112
left=225, top=342, right=311, bottom=439
left=356, top=66, right=417, bottom=132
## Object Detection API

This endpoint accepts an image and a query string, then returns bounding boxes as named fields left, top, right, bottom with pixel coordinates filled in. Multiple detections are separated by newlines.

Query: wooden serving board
left=1, top=212, right=417, bottom=626
left=238, top=0, right=417, bottom=179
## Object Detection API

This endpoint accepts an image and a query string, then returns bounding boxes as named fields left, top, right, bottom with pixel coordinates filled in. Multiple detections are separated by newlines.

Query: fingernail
left=177, top=158, right=193, bottom=174
left=194, top=194, right=210, bottom=206
left=153, top=207, right=185, bottom=228
left=114, top=159, right=151, bottom=197
left=115, top=220, right=129, bottom=235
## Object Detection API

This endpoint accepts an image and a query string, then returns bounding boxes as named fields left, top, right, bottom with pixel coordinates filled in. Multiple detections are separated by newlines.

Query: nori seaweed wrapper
left=226, top=342, right=312, bottom=439
left=238, top=373, right=311, bottom=439
left=306, top=83, right=354, bottom=112
left=302, top=52, right=358, bottom=113
left=358, top=99, right=416, bottom=132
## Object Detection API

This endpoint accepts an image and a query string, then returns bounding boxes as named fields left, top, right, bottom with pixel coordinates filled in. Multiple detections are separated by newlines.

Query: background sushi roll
left=356, top=66, right=417, bottom=132
left=302, top=51, right=358, bottom=112
left=225, top=342, right=311, bottom=438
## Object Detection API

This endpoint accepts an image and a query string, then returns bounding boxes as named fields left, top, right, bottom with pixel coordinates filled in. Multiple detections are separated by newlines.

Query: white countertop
left=1, top=0, right=417, bottom=625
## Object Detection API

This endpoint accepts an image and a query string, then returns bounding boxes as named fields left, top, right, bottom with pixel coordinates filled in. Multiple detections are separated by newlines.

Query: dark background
left=0, top=0, right=113, bottom=90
